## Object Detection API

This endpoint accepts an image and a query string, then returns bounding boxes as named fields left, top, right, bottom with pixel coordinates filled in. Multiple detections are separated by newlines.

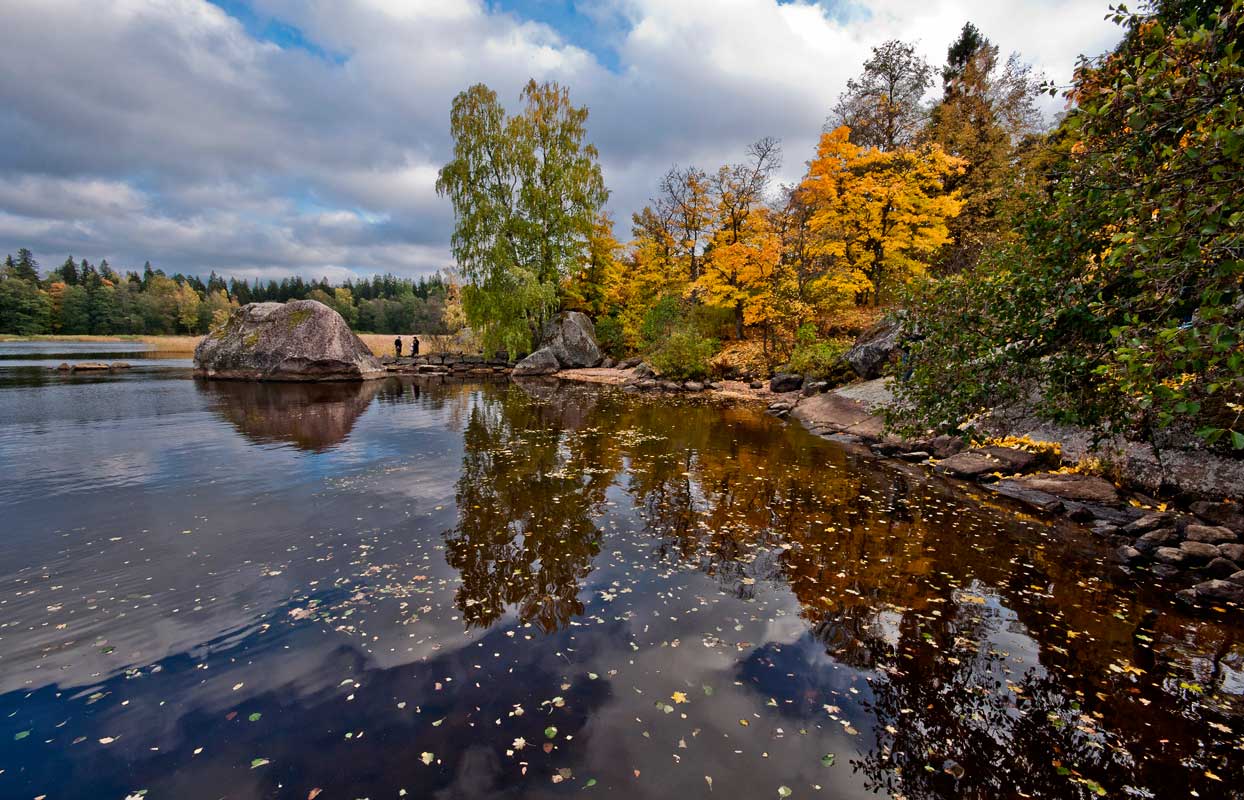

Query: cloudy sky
left=0, top=0, right=1122, bottom=283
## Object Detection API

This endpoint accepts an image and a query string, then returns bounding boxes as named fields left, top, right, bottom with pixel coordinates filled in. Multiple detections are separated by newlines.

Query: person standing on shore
left=411, top=336, right=420, bottom=357
left=394, top=336, right=402, bottom=358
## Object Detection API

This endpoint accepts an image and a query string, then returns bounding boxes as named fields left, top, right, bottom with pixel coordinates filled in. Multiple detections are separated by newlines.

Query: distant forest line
left=0, top=248, right=461, bottom=335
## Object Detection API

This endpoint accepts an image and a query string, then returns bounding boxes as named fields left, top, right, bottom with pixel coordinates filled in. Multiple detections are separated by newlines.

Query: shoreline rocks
left=194, top=300, right=384, bottom=381
left=775, top=376, right=1243, bottom=613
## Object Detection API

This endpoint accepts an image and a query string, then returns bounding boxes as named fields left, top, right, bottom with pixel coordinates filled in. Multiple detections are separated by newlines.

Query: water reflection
left=0, top=357, right=1240, bottom=800
left=442, top=383, right=1244, bottom=798
left=198, top=378, right=383, bottom=452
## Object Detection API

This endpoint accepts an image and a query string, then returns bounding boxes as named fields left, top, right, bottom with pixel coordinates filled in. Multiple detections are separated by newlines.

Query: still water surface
left=0, top=344, right=1240, bottom=799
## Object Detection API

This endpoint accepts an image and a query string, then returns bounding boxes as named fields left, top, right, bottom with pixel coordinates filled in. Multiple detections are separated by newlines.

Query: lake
left=0, top=343, right=1240, bottom=799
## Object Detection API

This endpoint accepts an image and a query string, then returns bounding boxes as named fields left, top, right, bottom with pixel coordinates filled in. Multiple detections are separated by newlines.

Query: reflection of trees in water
left=444, top=385, right=616, bottom=632
left=439, top=384, right=1242, bottom=795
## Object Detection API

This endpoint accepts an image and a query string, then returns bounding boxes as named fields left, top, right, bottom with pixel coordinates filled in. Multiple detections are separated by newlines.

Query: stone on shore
left=1183, top=524, right=1237, bottom=545
left=513, top=348, right=560, bottom=376
left=541, top=311, right=602, bottom=369
left=770, top=373, right=803, bottom=393
left=844, top=318, right=902, bottom=379
left=934, top=451, right=1008, bottom=479
left=1001, top=473, right=1120, bottom=504
left=194, top=300, right=384, bottom=381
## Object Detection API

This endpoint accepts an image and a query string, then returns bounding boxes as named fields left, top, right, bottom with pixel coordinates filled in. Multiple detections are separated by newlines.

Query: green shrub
left=639, top=295, right=683, bottom=349
left=594, top=315, right=626, bottom=357
left=786, top=326, right=852, bottom=381
left=650, top=330, right=719, bottom=381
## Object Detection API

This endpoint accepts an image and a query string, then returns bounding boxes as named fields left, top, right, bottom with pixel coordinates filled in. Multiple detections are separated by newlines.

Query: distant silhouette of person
left=411, top=336, right=420, bottom=356
left=394, top=336, right=402, bottom=358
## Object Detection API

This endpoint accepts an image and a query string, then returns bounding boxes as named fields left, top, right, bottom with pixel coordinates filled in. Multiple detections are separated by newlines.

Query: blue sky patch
left=207, top=0, right=348, bottom=64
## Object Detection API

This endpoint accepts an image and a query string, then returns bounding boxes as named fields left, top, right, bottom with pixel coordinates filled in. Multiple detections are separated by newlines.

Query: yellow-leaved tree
left=801, top=126, right=965, bottom=305
left=563, top=212, right=623, bottom=318
left=697, top=208, right=783, bottom=343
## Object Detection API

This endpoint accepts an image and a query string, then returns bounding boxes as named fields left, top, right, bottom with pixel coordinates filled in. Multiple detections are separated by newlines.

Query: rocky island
left=194, top=299, right=384, bottom=381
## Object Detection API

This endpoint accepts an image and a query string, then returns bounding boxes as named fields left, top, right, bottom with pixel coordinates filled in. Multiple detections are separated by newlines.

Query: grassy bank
left=2, top=333, right=477, bottom=358
left=357, top=333, right=478, bottom=357
left=0, top=334, right=202, bottom=351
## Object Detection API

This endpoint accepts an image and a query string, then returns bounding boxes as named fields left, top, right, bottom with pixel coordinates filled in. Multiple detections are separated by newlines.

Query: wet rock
left=1189, top=501, right=1244, bottom=532
left=974, top=446, right=1043, bottom=473
left=55, top=362, right=70, bottom=370
left=1121, top=513, right=1173, bottom=536
left=1153, top=563, right=1183, bottom=578
left=1178, top=540, right=1220, bottom=564
left=769, top=373, right=803, bottom=393
left=1230, top=570, right=1244, bottom=586
left=109, top=362, right=131, bottom=369
left=935, top=451, right=1006, bottom=479
left=1154, top=546, right=1190, bottom=566
left=600, top=357, right=616, bottom=369
left=618, top=357, right=643, bottom=370
left=929, top=435, right=964, bottom=459
left=1116, top=545, right=1144, bottom=565
left=1066, top=504, right=1096, bottom=522
left=1218, top=543, right=1244, bottom=563
left=749, top=381, right=763, bottom=390
left=1134, top=527, right=1179, bottom=554
left=802, top=380, right=828, bottom=396
left=1001, top=473, right=1120, bottom=504
left=194, top=300, right=384, bottom=381
left=1202, top=557, right=1241, bottom=579
left=71, top=362, right=112, bottom=370
left=513, top=348, right=560, bottom=376
left=683, top=381, right=705, bottom=392
left=660, top=380, right=682, bottom=391
left=1092, top=522, right=1121, bottom=538
left=898, top=451, right=930, bottom=462
left=632, top=362, right=656, bottom=380
left=539, top=311, right=602, bottom=368
left=1184, top=524, right=1237, bottom=545
left=987, top=481, right=1064, bottom=514
left=844, top=318, right=901, bottom=379
left=1191, top=579, right=1244, bottom=605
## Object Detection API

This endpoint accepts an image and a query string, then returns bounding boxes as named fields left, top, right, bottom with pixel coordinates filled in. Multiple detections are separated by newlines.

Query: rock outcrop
left=513, top=348, right=560, bottom=376
left=194, top=300, right=384, bottom=381
left=512, top=311, right=604, bottom=377
left=769, top=373, right=804, bottom=393
left=542, top=311, right=603, bottom=369
left=844, top=318, right=902, bottom=379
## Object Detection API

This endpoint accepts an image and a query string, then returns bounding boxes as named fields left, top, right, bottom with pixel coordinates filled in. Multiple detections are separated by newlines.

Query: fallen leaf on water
left=420, top=752, right=434, bottom=765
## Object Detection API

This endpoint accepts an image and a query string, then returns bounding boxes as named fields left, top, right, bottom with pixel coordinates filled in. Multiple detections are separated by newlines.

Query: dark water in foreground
left=0, top=348, right=1240, bottom=800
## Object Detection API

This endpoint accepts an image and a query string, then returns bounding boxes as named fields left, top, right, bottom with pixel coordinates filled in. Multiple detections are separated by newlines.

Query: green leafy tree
left=0, top=275, right=50, bottom=334
left=894, top=0, right=1244, bottom=451
left=436, top=80, right=608, bottom=356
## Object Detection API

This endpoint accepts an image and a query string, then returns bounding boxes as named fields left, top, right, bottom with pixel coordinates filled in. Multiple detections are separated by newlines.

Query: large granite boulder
left=541, top=311, right=602, bottom=368
left=845, top=318, right=902, bottom=379
left=194, top=300, right=384, bottom=381
left=513, top=348, right=560, bottom=376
